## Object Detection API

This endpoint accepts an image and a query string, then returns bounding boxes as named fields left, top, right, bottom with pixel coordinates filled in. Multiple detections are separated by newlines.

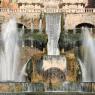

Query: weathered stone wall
left=66, top=52, right=77, bottom=82
left=65, top=13, right=95, bottom=29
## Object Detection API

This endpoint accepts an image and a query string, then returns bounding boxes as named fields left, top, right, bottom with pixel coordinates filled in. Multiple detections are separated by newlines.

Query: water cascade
left=42, top=14, right=67, bottom=86
left=46, top=14, right=61, bottom=55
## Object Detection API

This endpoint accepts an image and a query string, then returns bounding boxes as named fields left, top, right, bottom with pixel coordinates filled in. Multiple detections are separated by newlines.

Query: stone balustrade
left=0, top=82, right=95, bottom=93
left=0, top=8, right=95, bottom=14
left=85, top=8, right=95, bottom=13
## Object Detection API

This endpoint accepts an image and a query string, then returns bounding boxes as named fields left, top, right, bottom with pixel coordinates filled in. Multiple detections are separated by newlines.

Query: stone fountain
left=42, top=13, right=67, bottom=83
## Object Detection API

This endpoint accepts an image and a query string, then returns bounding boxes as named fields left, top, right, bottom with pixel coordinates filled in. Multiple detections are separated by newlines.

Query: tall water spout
left=0, top=19, right=22, bottom=81
left=31, top=18, right=34, bottom=33
left=46, top=14, right=61, bottom=55
left=39, top=19, right=42, bottom=33
left=22, top=25, right=25, bottom=33
left=21, top=26, right=25, bottom=47
left=79, top=27, right=95, bottom=82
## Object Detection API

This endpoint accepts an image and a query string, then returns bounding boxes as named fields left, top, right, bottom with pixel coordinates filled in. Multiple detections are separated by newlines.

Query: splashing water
left=46, top=14, right=61, bottom=55
left=78, top=58, right=87, bottom=82
left=19, top=62, right=28, bottom=82
left=79, top=27, right=95, bottom=82
left=0, top=19, right=26, bottom=81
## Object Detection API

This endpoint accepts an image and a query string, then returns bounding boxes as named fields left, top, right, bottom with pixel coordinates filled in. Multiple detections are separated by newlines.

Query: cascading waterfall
left=46, top=14, right=61, bottom=55
left=43, top=14, right=67, bottom=90
left=0, top=18, right=26, bottom=81
left=79, top=27, right=95, bottom=82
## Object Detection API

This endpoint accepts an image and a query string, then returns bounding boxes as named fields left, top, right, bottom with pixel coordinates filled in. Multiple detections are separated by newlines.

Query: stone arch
left=76, top=23, right=95, bottom=28
left=16, top=23, right=27, bottom=34
left=17, top=22, right=27, bottom=29
left=42, top=57, right=66, bottom=72
left=17, top=23, right=27, bottom=29
left=17, top=23, right=26, bottom=28
left=16, top=17, right=31, bottom=29
left=75, top=22, right=95, bottom=33
left=65, top=14, right=95, bottom=30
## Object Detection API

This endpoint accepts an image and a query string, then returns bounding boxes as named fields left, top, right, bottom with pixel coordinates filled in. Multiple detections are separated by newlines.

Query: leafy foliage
left=32, top=32, right=48, bottom=43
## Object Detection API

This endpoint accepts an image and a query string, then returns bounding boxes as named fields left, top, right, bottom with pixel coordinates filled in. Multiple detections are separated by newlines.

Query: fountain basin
left=0, top=82, right=95, bottom=93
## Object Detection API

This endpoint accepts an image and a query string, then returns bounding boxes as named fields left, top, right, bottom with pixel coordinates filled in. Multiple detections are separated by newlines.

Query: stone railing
left=0, top=82, right=95, bottom=93
left=30, top=0, right=43, bottom=3
left=0, top=8, right=95, bottom=14
left=0, top=8, right=42, bottom=13
left=85, top=8, right=95, bottom=13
